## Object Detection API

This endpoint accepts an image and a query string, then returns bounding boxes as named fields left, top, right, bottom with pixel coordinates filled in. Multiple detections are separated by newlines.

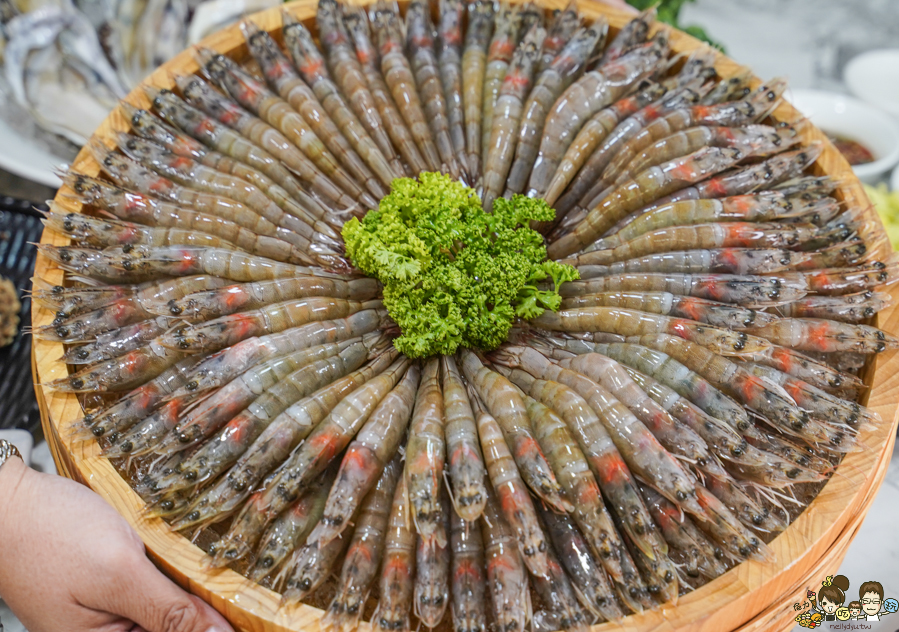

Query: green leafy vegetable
left=342, top=172, right=579, bottom=358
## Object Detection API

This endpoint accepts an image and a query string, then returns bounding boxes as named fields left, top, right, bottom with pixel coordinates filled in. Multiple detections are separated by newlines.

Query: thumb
left=109, top=553, right=235, bottom=632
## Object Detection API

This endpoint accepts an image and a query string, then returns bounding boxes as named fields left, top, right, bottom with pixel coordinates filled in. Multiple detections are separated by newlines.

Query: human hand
left=0, top=457, right=234, bottom=632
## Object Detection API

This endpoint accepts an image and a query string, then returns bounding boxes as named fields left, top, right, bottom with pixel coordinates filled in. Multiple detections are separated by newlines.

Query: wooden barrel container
left=31, top=1, right=899, bottom=630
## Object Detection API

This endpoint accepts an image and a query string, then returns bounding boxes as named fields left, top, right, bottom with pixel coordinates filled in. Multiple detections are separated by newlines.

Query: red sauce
left=826, top=132, right=875, bottom=166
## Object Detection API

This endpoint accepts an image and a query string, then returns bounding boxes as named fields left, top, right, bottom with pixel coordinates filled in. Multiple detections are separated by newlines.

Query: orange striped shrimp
left=373, top=475, right=417, bottom=632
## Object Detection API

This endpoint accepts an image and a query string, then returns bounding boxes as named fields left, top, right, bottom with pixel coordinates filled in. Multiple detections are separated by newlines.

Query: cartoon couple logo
left=796, top=575, right=899, bottom=628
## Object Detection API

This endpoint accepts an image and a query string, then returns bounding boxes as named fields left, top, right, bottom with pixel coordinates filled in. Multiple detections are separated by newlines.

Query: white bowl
left=844, top=49, right=899, bottom=120
left=786, top=89, right=899, bottom=183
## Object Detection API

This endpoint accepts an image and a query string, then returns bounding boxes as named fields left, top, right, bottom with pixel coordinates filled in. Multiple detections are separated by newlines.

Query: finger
left=106, top=554, right=234, bottom=632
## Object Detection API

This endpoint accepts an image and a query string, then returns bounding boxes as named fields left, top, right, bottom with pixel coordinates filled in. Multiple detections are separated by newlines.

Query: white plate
left=844, top=49, right=899, bottom=120
left=0, top=115, right=64, bottom=188
left=786, top=89, right=899, bottom=183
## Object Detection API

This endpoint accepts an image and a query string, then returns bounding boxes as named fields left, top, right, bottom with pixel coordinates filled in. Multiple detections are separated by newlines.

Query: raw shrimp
left=585, top=193, right=838, bottom=252
left=62, top=174, right=310, bottom=264
left=548, top=146, right=749, bottom=260
left=33, top=291, right=153, bottom=343
left=437, top=0, right=468, bottom=177
left=638, top=484, right=729, bottom=581
left=324, top=452, right=404, bottom=632
left=105, top=245, right=352, bottom=283
left=573, top=248, right=810, bottom=278
left=373, top=475, right=416, bottom=632
left=702, top=473, right=786, bottom=534
left=30, top=276, right=141, bottom=320
left=539, top=1, right=580, bottom=72
left=310, top=365, right=419, bottom=546
left=481, top=26, right=544, bottom=211
left=442, top=355, right=487, bottom=522
left=489, top=352, right=644, bottom=613
left=527, top=36, right=668, bottom=198
left=531, top=306, right=768, bottom=355
left=279, top=16, right=397, bottom=193
left=742, top=362, right=876, bottom=428
left=113, top=132, right=342, bottom=253
left=405, top=358, right=447, bottom=547
left=743, top=317, right=897, bottom=354
left=43, top=209, right=238, bottom=252
left=598, top=9, right=654, bottom=66
left=121, top=103, right=336, bottom=231
left=406, top=0, right=463, bottom=180
left=280, top=525, right=351, bottom=603
left=342, top=4, right=429, bottom=176
left=144, top=88, right=329, bottom=213
left=529, top=540, right=589, bottom=632
left=540, top=338, right=753, bottom=437
left=611, top=123, right=800, bottom=188
left=541, top=79, right=669, bottom=207
left=209, top=357, right=410, bottom=565
left=751, top=343, right=866, bottom=395
left=240, top=18, right=388, bottom=205
left=505, top=25, right=605, bottom=195
left=148, top=340, right=373, bottom=485
left=619, top=365, right=823, bottom=488
left=537, top=506, right=624, bottom=622
left=558, top=272, right=808, bottom=309
left=779, top=291, right=892, bottom=324
left=175, top=74, right=374, bottom=211
left=166, top=310, right=386, bottom=398
left=158, top=297, right=380, bottom=353
left=75, top=355, right=202, bottom=440
left=171, top=351, right=398, bottom=531
left=480, top=486, right=531, bottom=632
left=600, top=80, right=788, bottom=188
left=480, top=4, right=521, bottom=170
left=573, top=221, right=822, bottom=267
left=88, top=141, right=313, bottom=257
left=631, top=334, right=854, bottom=452
left=459, top=349, right=571, bottom=513
left=558, top=291, right=780, bottom=331
left=780, top=261, right=899, bottom=296
left=370, top=3, right=441, bottom=172
left=461, top=0, right=494, bottom=181
left=145, top=276, right=380, bottom=322
left=248, top=469, right=333, bottom=582
left=61, top=317, right=176, bottom=365
left=450, top=511, right=487, bottom=632
left=414, top=486, right=451, bottom=627
left=199, top=46, right=386, bottom=204
left=553, top=144, right=823, bottom=245
left=495, top=357, right=668, bottom=572
left=316, top=0, right=403, bottom=176
left=45, top=342, right=186, bottom=393
left=474, top=391, right=551, bottom=579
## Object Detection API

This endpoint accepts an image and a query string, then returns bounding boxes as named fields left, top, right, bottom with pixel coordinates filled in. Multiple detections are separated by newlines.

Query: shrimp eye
left=347, top=604, right=359, bottom=614
left=92, top=426, right=105, bottom=436
left=676, top=490, right=687, bottom=501
left=120, top=441, right=134, bottom=452
left=126, top=138, right=137, bottom=150
left=104, top=156, right=114, bottom=167
left=183, top=470, right=197, bottom=480
left=739, top=545, right=752, bottom=557
left=123, top=259, right=134, bottom=271
left=178, top=432, right=193, bottom=443
left=664, top=571, right=674, bottom=583
left=60, top=250, right=72, bottom=262
left=864, top=307, right=875, bottom=318
left=767, top=90, right=776, bottom=101
left=76, top=348, right=89, bottom=360
left=259, top=556, right=274, bottom=568
left=70, top=377, right=84, bottom=389
left=63, top=218, right=74, bottom=231
left=300, top=578, right=312, bottom=591
left=168, top=301, right=183, bottom=315
left=787, top=468, right=801, bottom=479
left=56, top=326, right=69, bottom=338
left=122, top=244, right=133, bottom=253
left=160, top=500, right=174, bottom=511
left=186, top=380, right=198, bottom=391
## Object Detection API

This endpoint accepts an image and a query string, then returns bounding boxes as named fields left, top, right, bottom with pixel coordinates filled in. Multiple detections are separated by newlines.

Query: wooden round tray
left=32, top=2, right=899, bottom=631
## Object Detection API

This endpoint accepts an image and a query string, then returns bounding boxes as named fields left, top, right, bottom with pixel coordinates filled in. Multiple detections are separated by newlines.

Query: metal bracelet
left=0, top=439, right=22, bottom=472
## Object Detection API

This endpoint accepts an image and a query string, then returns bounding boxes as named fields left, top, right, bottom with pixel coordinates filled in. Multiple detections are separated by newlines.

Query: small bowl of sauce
left=786, top=89, right=899, bottom=183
